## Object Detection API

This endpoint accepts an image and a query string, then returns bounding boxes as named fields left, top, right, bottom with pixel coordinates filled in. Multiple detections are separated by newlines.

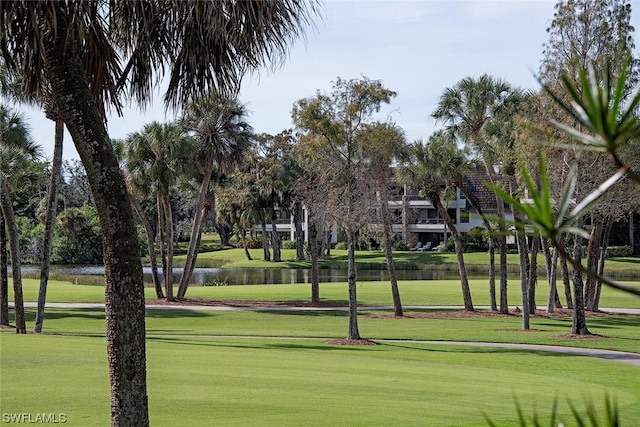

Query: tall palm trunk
left=43, top=19, right=149, bottom=424
left=455, top=180, right=497, bottom=310
left=130, top=194, right=163, bottom=299
left=433, top=195, right=473, bottom=311
left=0, top=177, right=26, bottom=333
left=177, top=167, right=212, bottom=298
left=35, top=118, right=64, bottom=333
left=157, top=197, right=168, bottom=298
left=0, top=214, right=8, bottom=326
left=346, top=229, right=360, bottom=340
left=162, top=193, right=174, bottom=301
left=481, top=159, right=509, bottom=313
left=181, top=193, right=216, bottom=291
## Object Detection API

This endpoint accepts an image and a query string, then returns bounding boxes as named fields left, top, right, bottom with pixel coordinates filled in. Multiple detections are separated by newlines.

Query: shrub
left=282, top=240, right=297, bottom=249
left=392, top=240, right=409, bottom=251
left=606, top=245, right=633, bottom=257
left=334, top=241, right=347, bottom=250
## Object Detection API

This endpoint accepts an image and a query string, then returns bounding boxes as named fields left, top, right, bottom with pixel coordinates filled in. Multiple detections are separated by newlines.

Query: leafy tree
left=531, top=0, right=639, bottom=331
left=51, top=204, right=103, bottom=264
left=177, top=94, right=253, bottom=298
left=293, top=76, right=397, bottom=340
left=494, top=56, right=640, bottom=338
left=0, top=1, right=320, bottom=423
left=359, top=121, right=407, bottom=316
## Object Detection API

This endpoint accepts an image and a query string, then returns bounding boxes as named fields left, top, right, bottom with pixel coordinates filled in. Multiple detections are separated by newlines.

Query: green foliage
left=334, top=241, right=347, bottom=250
left=606, top=246, right=633, bottom=258
left=281, top=240, right=297, bottom=249
left=391, top=240, right=409, bottom=251
left=485, top=395, right=620, bottom=427
left=51, top=204, right=103, bottom=264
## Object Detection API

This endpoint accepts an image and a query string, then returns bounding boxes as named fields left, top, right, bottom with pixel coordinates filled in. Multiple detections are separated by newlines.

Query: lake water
left=20, top=265, right=460, bottom=285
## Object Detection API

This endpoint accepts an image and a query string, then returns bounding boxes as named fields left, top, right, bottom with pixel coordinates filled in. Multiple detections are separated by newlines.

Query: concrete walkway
left=14, top=302, right=640, bottom=367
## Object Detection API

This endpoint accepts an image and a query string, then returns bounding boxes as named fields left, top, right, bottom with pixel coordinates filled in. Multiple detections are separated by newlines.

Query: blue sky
left=16, top=0, right=640, bottom=161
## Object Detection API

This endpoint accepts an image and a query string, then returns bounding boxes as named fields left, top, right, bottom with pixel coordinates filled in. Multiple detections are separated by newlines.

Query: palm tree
left=0, top=1, right=320, bottom=423
left=360, top=121, right=407, bottom=317
left=177, top=93, right=253, bottom=298
left=433, top=74, right=525, bottom=314
left=398, top=132, right=474, bottom=311
left=0, top=105, right=42, bottom=333
left=124, top=122, right=194, bottom=301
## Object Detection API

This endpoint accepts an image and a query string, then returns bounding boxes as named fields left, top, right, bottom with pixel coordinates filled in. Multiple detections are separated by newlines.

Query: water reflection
left=20, top=265, right=458, bottom=285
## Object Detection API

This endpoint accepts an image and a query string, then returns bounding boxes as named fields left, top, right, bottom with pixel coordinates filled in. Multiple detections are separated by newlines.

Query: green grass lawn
left=2, top=307, right=640, bottom=426
left=13, top=276, right=640, bottom=310
left=175, top=246, right=640, bottom=276
left=4, top=255, right=640, bottom=426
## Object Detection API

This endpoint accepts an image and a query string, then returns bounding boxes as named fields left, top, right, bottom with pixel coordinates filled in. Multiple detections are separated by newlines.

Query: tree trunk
left=130, top=194, right=163, bottom=299
left=0, top=178, right=26, bottom=333
left=455, top=180, right=496, bottom=310
left=157, top=196, right=168, bottom=298
left=270, top=209, right=281, bottom=262
left=433, top=196, right=473, bottom=311
left=179, top=193, right=215, bottom=297
left=527, top=234, right=539, bottom=315
left=163, top=193, right=174, bottom=301
left=239, top=230, right=253, bottom=261
left=401, top=194, right=409, bottom=242
left=569, top=224, right=590, bottom=335
left=346, top=230, right=360, bottom=340
left=543, top=238, right=561, bottom=313
left=513, top=211, right=529, bottom=330
left=177, top=168, right=212, bottom=298
left=294, top=201, right=305, bottom=261
left=260, top=211, right=270, bottom=261
left=594, top=216, right=614, bottom=311
left=309, top=221, right=320, bottom=304
left=383, top=212, right=403, bottom=317
left=559, top=243, right=573, bottom=309
left=0, top=214, right=8, bottom=326
left=43, top=17, right=149, bottom=424
left=482, top=160, right=509, bottom=313
left=35, top=118, right=64, bottom=333
left=585, top=217, right=602, bottom=311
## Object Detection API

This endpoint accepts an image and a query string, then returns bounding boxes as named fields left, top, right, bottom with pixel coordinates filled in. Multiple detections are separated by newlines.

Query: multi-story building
left=255, top=168, right=509, bottom=249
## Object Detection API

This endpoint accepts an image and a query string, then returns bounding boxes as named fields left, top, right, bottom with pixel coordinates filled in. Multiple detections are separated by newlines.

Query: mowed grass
left=12, top=275, right=640, bottom=310
left=2, top=313, right=640, bottom=426
left=175, top=247, right=640, bottom=276
left=4, top=261, right=640, bottom=426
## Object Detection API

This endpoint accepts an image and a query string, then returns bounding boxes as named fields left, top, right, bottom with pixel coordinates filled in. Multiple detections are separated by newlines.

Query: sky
left=14, top=0, right=640, bottom=162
